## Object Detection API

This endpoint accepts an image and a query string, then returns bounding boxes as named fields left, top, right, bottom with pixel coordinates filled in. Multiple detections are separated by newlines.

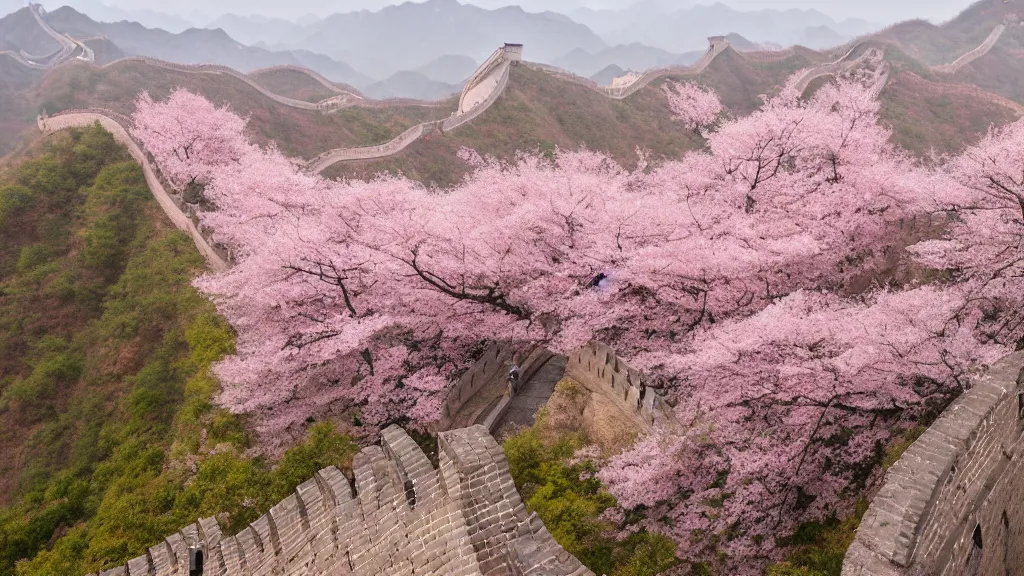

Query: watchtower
left=503, top=43, right=523, bottom=64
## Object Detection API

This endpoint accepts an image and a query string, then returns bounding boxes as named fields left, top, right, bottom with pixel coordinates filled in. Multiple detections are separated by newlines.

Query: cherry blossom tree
left=128, top=78, right=1022, bottom=571
left=663, top=80, right=723, bottom=130
left=602, top=286, right=1005, bottom=561
left=130, top=88, right=249, bottom=190
left=909, top=118, right=1024, bottom=347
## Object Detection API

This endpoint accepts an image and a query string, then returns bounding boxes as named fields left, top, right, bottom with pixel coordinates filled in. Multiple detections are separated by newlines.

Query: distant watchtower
left=707, top=36, right=729, bottom=56
left=503, top=43, right=523, bottom=64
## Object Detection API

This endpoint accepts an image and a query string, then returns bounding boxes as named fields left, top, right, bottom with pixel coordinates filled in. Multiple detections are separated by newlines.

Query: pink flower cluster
left=130, top=77, right=1024, bottom=569
left=663, top=80, right=724, bottom=130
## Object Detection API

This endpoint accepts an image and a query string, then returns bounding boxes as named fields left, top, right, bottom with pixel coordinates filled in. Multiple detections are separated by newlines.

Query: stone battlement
left=87, top=425, right=591, bottom=576
left=843, top=352, right=1024, bottom=575
left=565, top=341, right=676, bottom=432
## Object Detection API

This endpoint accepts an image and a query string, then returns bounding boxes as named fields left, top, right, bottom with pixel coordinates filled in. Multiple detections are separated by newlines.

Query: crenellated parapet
left=842, top=352, right=1024, bottom=575
left=565, top=341, right=676, bottom=432
left=85, top=425, right=592, bottom=576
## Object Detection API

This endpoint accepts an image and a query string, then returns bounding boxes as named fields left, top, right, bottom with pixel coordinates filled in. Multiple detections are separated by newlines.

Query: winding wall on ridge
left=18, top=5, right=1020, bottom=177
left=85, top=425, right=592, bottom=576
left=37, top=110, right=229, bottom=272
left=842, top=352, right=1024, bottom=576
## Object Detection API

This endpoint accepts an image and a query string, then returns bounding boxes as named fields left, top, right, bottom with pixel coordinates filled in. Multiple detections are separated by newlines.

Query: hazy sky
left=44, top=0, right=980, bottom=25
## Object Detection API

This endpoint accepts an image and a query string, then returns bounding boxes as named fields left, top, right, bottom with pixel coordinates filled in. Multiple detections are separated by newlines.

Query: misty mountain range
left=1, top=0, right=885, bottom=99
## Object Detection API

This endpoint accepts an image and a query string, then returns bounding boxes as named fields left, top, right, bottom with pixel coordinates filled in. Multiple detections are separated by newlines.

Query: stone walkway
left=494, top=354, right=566, bottom=436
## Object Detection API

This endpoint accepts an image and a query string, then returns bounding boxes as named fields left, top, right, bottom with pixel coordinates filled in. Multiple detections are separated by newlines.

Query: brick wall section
left=458, top=46, right=509, bottom=114
left=443, top=63, right=511, bottom=132
left=438, top=426, right=592, bottom=576
left=564, top=341, right=676, bottom=432
left=309, top=45, right=519, bottom=173
left=86, top=425, right=592, bottom=576
left=842, top=352, right=1024, bottom=576
left=442, top=343, right=515, bottom=421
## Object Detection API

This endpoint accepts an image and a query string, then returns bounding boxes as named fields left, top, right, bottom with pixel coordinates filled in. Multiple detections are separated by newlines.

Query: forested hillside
left=0, top=125, right=358, bottom=576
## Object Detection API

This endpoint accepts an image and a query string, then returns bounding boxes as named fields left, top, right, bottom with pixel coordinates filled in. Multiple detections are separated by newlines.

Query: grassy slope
left=503, top=380, right=678, bottom=576
left=950, top=25, right=1024, bottom=103
left=324, top=50, right=822, bottom=187
left=1, top=59, right=450, bottom=161
left=248, top=68, right=341, bottom=103
left=879, top=70, right=1019, bottom=156
left=0, top=125, right=358, bottom=576
left=872, top=0, right=1019, bottom=66
left=695, top=47, right=826, bottom=115
left=325, top=64, right=708, bottom=187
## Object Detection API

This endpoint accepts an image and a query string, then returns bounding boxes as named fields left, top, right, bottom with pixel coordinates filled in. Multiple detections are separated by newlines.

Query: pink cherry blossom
left=129, top=80, right=1024, bottom=571
left=663, top=80, right=723, bottom=130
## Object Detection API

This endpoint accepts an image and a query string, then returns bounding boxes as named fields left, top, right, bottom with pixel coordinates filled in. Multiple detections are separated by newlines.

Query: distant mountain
left=413, top=55, right=479, bottom=85
left=362, top=70, right=460, bottom=100
left=280, top=0, right=608, bottom=78
left=572, top=2, right=881, bottom=53
left=0, top=8, right=62, bottom=55
left=569, top=0, right=699, bottom=39
left=57, top=0, right=196, bottom=33
left=204, top=13, right=307, bottom=47
left=589, top=63, right=624, bottom=86
left=797, top=26, right=848, bottom=50
left=553, top=42, right=707, bottom=78
left=39, top=7, right=373, bottom=88
left=554, top=43, right=680, bottom=78
left=467, top=0, right=632, bottom=13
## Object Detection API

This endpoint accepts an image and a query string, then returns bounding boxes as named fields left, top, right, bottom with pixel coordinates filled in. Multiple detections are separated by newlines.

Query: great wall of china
left=842, top=352, right=1024, bottom=576
left=85, top=425, right=593, bottom=576
left=15, top=0, right=1023, bottom=177
left=18, top=5, right=1024, bottom=574
left=78, top=336, right=676, bottom=576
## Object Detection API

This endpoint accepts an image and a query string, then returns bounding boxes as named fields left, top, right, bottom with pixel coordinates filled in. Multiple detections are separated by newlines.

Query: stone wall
left=310, top=44, right=519, bottom=172
left=28, top=3, right=77, bottom=69
left=564, top=341, right=676, bottom=432
left=444, top=63, right=511, bottom=132
left=304, top=121, right=443, bottom=173
left=843, top=352, right=1024, bottom=576
left=38, top=110, right=230, bottom=272
left=86, top=425, right=592, bottom=576
left=442, top=343, right=515, bottom=422
left=931, top=24, right=1006, bottom=74
left=458, top=46, right=509, bottom=114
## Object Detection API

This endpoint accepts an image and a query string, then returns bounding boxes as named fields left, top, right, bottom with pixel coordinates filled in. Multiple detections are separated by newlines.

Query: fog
left=37, top=0, right=978, bottom=26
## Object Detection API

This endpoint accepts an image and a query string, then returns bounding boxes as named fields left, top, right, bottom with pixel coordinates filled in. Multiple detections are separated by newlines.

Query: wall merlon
left=565, top=340, right=676, bottom=432
left=85, top=425, right=585, bottom=575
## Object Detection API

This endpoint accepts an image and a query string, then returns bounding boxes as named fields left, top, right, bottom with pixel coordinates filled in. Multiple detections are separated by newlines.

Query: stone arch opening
left=966, top=523, right=983, bottom=576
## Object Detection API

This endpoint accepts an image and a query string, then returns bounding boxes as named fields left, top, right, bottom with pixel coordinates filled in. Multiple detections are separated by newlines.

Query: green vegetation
left=0, top=124, right=358, bottom=576
left=766, top=500, right=868, bottom=576
left=766, top=425, right=926, bottom=576
left=503, top=408, right=679, bottom=576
